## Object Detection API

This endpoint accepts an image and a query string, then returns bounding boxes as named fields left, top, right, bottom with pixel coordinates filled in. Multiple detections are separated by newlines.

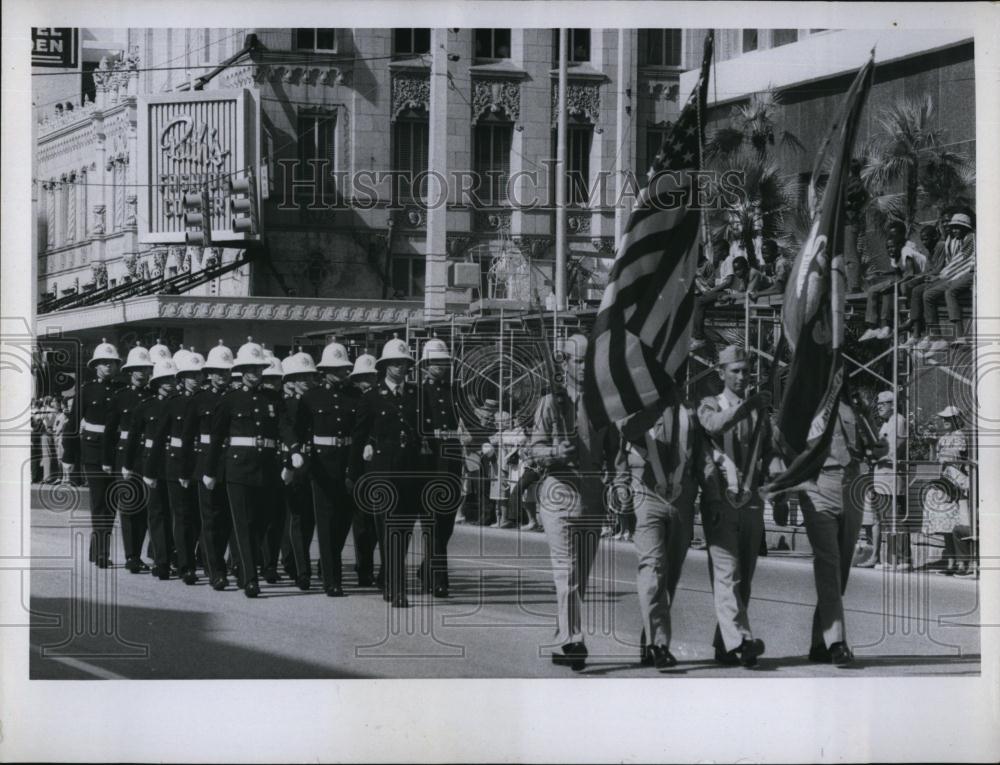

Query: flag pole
left=555, top=28, right=569, bottom=312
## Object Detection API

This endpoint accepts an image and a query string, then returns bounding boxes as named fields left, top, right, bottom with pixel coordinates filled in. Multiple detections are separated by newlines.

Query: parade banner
left=137, top=88, right=259, bottom=244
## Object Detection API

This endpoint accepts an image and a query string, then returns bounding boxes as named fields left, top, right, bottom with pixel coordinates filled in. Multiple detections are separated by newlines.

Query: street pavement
left=26, top=500, right=981, bottom=679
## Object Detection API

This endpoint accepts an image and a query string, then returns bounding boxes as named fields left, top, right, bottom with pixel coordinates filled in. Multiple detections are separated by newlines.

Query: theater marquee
left=137, top=89, right=259, bottom=244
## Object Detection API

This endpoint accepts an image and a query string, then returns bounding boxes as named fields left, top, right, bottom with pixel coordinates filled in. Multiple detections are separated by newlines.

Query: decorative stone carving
left=646, top=79, right=680, bottom=102
left=202, top=247, right=221, bottom=271
left=472, top=79, right=520, bottom=124
left=91, top=261, right=109, bottom=290
left=446, top=234, right=477, bottom=259
left=473, top=210, right=511, bottom=233
left=93, top=48, right=139, bottom=106
left=552, top=82, right=600, bottom=125
left=45, top=182, right=56, bottom=249
left=151, top=250, right=169, bottom=279
left=513, top=236, right=553, bottom=260
left=92, top=204, right=106, bottom=236
left=125, top=194, right=137, bottom=228
left=591, top=237, right=615, bottom=255
left=391, top=73, right=430, bottom=120
left=567, top=213, right=592, bottom=234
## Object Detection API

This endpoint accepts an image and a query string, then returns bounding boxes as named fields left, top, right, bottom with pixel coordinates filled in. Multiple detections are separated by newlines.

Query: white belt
left=229, top=436, right=277, bottom=449
left=313, top=436, right=352, bottom=447
left=169, top=437, right=184, bottom=448
left=82, top=420, right=105, bottom=433
left=119, top=430, right=129, bottom=440
left=144, top=438, right=155, bottom=448
left=199, top=434, right=211, bottom=444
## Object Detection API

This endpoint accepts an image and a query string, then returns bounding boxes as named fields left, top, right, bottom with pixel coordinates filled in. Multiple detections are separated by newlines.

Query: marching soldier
left=203, top=338, right=298, bottom=598
left=60, top=339, right=122, bottom=568
left=350, top=335, right=422, bottom=608
left=162, top=348, right=206, bottom=585
left=416, top=336, right=470, bottom=598
left=194, top=341, right=235, bottom=590
left=295, top=340, right=357, bottom=597
left=258, top=354, right=288, bottom=583
left=348, top=352, right=380, bottom=587
left=696, top=345, right=771, bottom=668
left=126, top=357, right=179, bottom=580
left=280, top=350, right=318, bottom=591
left=103, top=342, right=156, bottom=572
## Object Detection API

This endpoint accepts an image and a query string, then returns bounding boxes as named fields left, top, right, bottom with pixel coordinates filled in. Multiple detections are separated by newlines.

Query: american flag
left=583, top=32, right=714, bottom=432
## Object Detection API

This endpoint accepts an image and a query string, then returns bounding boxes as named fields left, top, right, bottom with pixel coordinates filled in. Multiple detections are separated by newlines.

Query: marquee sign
left=137, top=89, right=259, bottom=244
left=32, top=28, right=79, bottom=68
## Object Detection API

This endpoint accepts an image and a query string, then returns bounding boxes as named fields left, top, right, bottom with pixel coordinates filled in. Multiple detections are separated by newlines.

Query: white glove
left=290, top=452, right=304, bottom=469
left=142, top=476, right=157, bottom=488
left=281, top=467, right=294, bottom=485
left=178, top=478, right=190, bottom=489
left=481, top=442, right=495, bottom=457
left=121, top=467, right=132, bottom=479
left=101, top=464, right=112, bottom=474
left=61, top=462, right=75, bottom=475
left=202, top=475, right=217, bottom=490
left=363, top=444, right=374, bottom=462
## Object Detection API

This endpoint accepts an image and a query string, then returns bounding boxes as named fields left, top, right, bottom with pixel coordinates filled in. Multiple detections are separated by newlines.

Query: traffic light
left=182, top=190, right=212, bottom=246
left=229, top=170, right=259, bottom=236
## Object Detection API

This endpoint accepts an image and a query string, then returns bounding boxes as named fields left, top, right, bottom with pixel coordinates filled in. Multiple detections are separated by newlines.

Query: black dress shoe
left=392, top=594, right=410, bottom=608
left=714, top=647, right=742, bottom=666
left=829, top=642, right=855, bottom=667
left=639, top=630, right=653, bottom=666
left=125, top=558, right=142, bottom=574
left=808, top=644, right=832, bottom=663
left=432, top=586, right=450, bottom=599
left=137, top=560, right=150, bottom=572
left=211, top=575, right=228, bottom=591
left=182, top=570, right=198, bottom=585
left=551, top=642, right=588, bottom=672
left=649, top=645, right=678, bottom=671
left=244, top=581, right=260, bottom=598
left=325, top=585, right=346, bottom=598
left=95, top=557, right=111, bottom=569
left=357, top=575, right=375, bottom=588
left=262, top=567, right=279, bottom=584
left=296, top=576, right=311, bottom=591
left=739, top=638, right=765, bottom=668
left=151, top=565, right=170, bottom=581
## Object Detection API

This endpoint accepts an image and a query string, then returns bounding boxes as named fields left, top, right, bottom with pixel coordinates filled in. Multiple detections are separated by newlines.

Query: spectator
left=930, top=406, right=973, bottom=576
left=910, top=212, right=976, bottom=352
left=859, top=221, right=925, bottom=342
left=690, top=257, right=757, bottom=350
left=748, top=239, right=793, bottom=300
left=53, top=399, right=69, bottom=480
left=899, top=221, right=948, bottom=347
left=862, top=391, right=909, bottom=569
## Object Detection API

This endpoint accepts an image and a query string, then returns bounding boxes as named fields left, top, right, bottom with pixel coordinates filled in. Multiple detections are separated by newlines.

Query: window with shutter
left=473, top=123, right=513, bottom=206
left=392, top=116, right=429, bottom=202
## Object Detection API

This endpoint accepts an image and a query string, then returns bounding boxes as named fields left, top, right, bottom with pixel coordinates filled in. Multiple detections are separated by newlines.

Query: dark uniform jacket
left=350, top=379, right=421, bottom=480
left=205, top=384, right=296, bottom=487
left=104, top=384, right=153, bottom=471
left=294, top=381, right=359, bottom=486
left=62, top=378, right=118, bottom=466
left=191, top=385, right=228, bottom=480
left=125, top=392, right=175, bottom=480
left=163, top=389, right=200, bottom=481
left=418, top=378, right=465, bottom=473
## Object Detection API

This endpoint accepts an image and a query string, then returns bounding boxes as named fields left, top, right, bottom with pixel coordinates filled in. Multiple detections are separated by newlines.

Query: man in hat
left=466, top=397, right=500, bottom=525
left=192, top=341, right=235, bottom=590
left=696, top=344, right=771, bottom=668
left=126, top=358, right=179, bottom=580
left=204, top=339, right=298, bottom=598
left=61, top=339, right=122, bottom=568
left=103, top=342, right=156, bottom=572
left=528, top=334, right=615, bottom=671
left=348, top=351, right=381, bottom=586
left=415, top=336, right=470, bottom=598
left=798, top=392, right=867, bottom=668
left=257, top=354, right=289, bottom=583
left=350, top=335, right=422, bottom=607
left=864, top=390, right=909, bottom=570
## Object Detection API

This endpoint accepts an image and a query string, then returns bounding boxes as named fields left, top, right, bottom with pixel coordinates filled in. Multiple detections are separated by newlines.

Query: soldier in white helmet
left=257, top=352, right=290, bottom=582
left=203, top=338, right=299, bottom=598
left=125, top=358, right=179, bottom=580
left=348, top=350, right=380, bottom=584
left=415, top=335, right=471, bottom=598
left=103, top=341, right=157, bottom=572
left=291, top=339, right=358, bottom=596
left=350, top=334, right=421, bottom=607
left=61, top=338, right=122, bottom=568
left=193, top=341, right=235, bottom=590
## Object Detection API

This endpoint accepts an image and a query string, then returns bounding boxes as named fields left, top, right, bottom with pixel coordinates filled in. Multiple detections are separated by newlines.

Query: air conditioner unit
left=450, top=262, right=481, bottom=288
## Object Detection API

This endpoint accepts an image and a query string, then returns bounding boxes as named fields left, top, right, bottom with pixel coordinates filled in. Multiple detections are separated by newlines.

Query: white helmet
left=421, top=336, right=451, bottom=363
left=262, top=346, right=276, bottom=361
left=88, top=338, right=121, bottom=367
left=176, top=348, right=205, bottom=375
left=377, top=334, right=413, bottom=366
left=317, top=339, right=352, bottom=369
left=204, top=340, right=234, bottom=371
left=122, top=343, right=154, bottom=370
left=149, top=339, right=172, bottom=364
left=150, top=358, right=178, bottom=383
left=350, top=353, right=377, bottom=378
left=282, top=351, right=317, bottom=377
left=263, top=356, right=284, bottom=378
left=233, top=337, right=268, bottom=369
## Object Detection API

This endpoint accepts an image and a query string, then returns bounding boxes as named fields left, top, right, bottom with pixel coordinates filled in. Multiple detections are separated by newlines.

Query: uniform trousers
left=351, top=491, right=379, bottom=582
left=284, top=478, right=315, bottom=579
left=420, top=456, right=463, bottom=590
left=167, top=480, right=200, bottom=574
left=311, top=478, right=355, bottom=590
left=373, top=477, right=420, bottom=600
left=703, top=497, right=765, bottom=652
left=537, top=474, right=603, bottom=645
left=798, top=463, right=864, bottom=650
left=83, top=464, right=114, bottom=563
left=109, top=472, right=149, bottom=563
left=259, top=484, right=286, bottom=574
left=633, top=479, right=696, bottom=649
left=197, top=480, right=231, bottom=580
left=226, top=482, right=268, bottom=587
left=146, top=480, right=174, bottom=570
